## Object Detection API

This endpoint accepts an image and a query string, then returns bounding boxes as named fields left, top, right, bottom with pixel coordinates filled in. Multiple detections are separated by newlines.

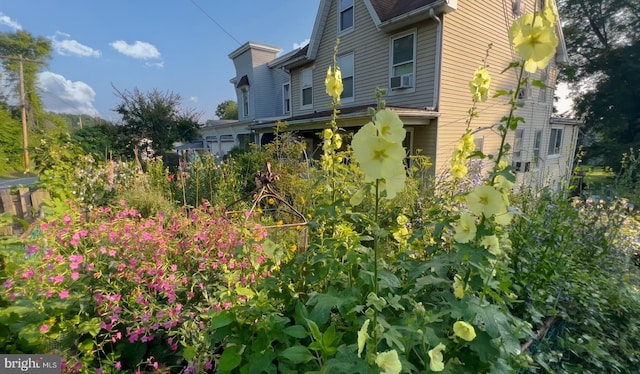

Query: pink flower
left=26, top=245, right=39, bottom=255
left=40, top=324, right=49, bottom=332
left=108, top=250, right=116, bottom=257
left=71, top=272, right=80, bottom=281
left=63, top=215, right=72, bottom=225
left=59, top=290, right=70, bottom=299
left=53, top=275, right=64, bottom=284
left=114, top=361, right=122, bottom=370
left=96, top=369, right=103, bottom=374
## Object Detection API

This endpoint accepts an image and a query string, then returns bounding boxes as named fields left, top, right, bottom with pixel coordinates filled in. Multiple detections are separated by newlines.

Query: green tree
left=215, top=99, right=238, bottom=120
left=558, top=0, right=640, bottom=166
left=113, top=87, right=201, bottom=155
left=0, top=31, right=52, bottom=129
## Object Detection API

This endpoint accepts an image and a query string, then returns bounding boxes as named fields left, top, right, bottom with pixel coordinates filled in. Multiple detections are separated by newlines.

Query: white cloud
left=293, top=38, right=310, bottom=50
left=37, top=71, right=99, bottom=116
left=51, top=31, right=101, bottom=57
left=0, top=13, right=21, bottom=30
left=110, top=40, right=161, bottom=60
left=144, top=61, right=164, bottom=69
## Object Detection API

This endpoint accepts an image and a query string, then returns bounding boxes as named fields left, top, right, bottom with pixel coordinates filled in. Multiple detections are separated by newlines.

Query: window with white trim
left=548, top=128, right=563, bottom=156
left=241, top=88, right=249, bottom=117
left=538, top=67, right=549, bottom=103
left=390, top=32, right=416, bottom=90
left=301, top=68, right=313, bottom=108
left=533, top=129, right=543, bottom=167
left=337, top=53, right=354, bottom=102
left=283, top=83, right=291, bottom=115
left=513, top=129, right=524, bottom=159
left=339, top=0, right=354, bottom=33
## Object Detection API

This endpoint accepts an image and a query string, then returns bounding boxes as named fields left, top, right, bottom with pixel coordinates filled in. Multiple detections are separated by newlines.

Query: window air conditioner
left=390, top=73, right=413, bottom=90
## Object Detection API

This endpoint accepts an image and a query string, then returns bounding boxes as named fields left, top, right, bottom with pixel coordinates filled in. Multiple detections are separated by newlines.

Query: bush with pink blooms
left=1, top=201, right=268, bottom=373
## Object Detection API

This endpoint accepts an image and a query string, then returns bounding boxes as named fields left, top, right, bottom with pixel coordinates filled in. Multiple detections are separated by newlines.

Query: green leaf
left=279, top=346, right=315, bottom=364
left=378, top=270, right=401, bottom=289
left=183, top=346, right=197, bottom=361
left=283, top=325, right=308, bottom=339
left=305, top=318, right=323, bottom=342
left=531, top=79, right=548, bottom=89
left=219, top=345, right=242, bottom=371
left=236, top=287, right=255, bottom=298
left=492, top=89, right=511, bottom=98
left=210, top=311, right=234, bottom=329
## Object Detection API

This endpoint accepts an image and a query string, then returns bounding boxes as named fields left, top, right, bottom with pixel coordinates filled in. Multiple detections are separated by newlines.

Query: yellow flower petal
left=374, top=108, right=406, bottom=143
left=453, top=321, right=476, bottom=342
left=480, top=235, right=502, bottom=256
left=466, top=185, right=506, bottom=218
left=352, top=124, right=405, bottom=181
left=453, top=274, right=466, bottom=299
left=357, top=319, right=370, bottom=358
left=469, top=67, right=491, bottom=102
left=509, top=13, right=559, bottom=73
left=428, top=343, right=446, bottom=372
left=375, top=350, right=402, bottom=374
left=453, top=213, right=477, bottom=243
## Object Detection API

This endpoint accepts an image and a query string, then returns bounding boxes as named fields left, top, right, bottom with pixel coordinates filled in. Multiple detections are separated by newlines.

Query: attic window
left=339, top=0, right=354, bottom=33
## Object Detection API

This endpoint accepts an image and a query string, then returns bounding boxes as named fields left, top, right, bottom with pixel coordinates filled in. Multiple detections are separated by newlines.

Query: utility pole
left=18, top=55, right=29, bottom=172
left=0, top=54, right=44, bottom=173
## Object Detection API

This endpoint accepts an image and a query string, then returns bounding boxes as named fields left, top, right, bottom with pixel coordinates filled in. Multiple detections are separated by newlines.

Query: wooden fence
left=0, top=188, right=50, bottom=235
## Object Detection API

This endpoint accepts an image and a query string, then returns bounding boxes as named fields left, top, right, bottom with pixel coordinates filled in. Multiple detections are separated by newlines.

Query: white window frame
left=241, top=88, right=249, bottom=117
left=513, top=129, right=525, bottom=159
left=389, top=30, right=417, bottom=94
left=548, top=128, right=563, bottom=156
left=533, top=129, right=543, bottom=167
left=337, top=52, right=355, bottom=103
left=338, top=0, right=354, bottom=34
left=282, top=82, right=291, bottom=115
left=301, top=68, right=313, bottom=109
left=538, top=67, right=549, bottom=103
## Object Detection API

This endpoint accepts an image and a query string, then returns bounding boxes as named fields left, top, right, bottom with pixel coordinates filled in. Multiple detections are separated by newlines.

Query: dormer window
left=339, top=0, right=354, bottom=33
left=241, top=88, right=249, bottom=117
left=236, top=75, right=250, bottom=117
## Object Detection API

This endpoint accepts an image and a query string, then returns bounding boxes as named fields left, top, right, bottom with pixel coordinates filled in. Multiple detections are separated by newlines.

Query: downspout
left=429, top=9, right=442, bottom=111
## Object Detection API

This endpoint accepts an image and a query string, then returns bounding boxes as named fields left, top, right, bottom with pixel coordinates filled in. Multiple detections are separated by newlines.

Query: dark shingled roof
left=369, top=0, right=441, bottom=22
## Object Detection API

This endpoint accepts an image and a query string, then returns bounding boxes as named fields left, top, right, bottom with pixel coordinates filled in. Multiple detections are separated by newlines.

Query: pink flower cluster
left=2, top=202, right=269, bottom=372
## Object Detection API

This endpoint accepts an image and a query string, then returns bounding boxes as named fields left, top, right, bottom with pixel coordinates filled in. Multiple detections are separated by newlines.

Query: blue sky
left=0, top=0, right=320, bottom=122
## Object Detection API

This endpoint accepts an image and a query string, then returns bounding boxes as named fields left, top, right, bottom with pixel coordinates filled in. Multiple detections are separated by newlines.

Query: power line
left=188, top=0, right=242, bottom=45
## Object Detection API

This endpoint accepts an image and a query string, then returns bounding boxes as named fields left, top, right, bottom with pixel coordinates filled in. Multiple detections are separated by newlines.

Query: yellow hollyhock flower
left=380, top=164, right=407, bottom=199
left=494, top=210, right=514, bottom=226
left=325, top=66, right=344, bottom=101
left=453, top=321, right=477, bottom=342
left=428, top=343, right=446, bottom=372
left=375, top=350, right=402, bottom=374
left=352, top=124, right=405, bottom=181
left=494, top=174, right=514, bottom=191
left=453, top=213, right=477, bottom=243
left=509, top=13, right=559, bottom=73
left=462, top=132, right=475, bottom=153
left=451, top=163, right=469, bottom=179
left=374, top=108, right=406, bottom=144
left=357, top=319, right=370, bottom=358
left=469, top=67, right=491, bottom=102
left=466, top=185, right=506, bottom=218
left=333, top=133, right=343, bottom=149
left=541, top=0, right=558, bottom=25
left=322, top=128, right=333, bottom=140
left=397, top=214, right=409, bottom=225
left=453, top=274, right=466, bottom=299
left=480, top=235, right=502, bottom=256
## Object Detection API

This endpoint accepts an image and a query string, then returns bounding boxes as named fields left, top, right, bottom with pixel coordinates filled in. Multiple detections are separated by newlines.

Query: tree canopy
left=215, top=100, right=238, bottom=120
left=558, top=0, right=640, bottom=165
left=113, top=88, right=201, bottom=155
